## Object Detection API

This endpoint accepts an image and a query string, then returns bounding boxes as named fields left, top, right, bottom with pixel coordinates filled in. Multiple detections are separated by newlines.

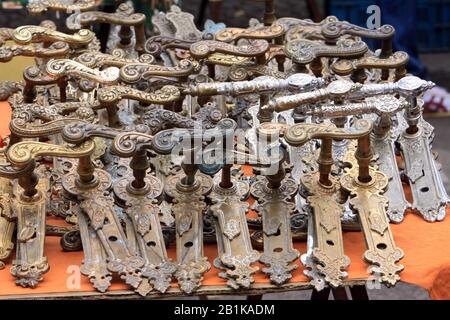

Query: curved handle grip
left=61, top=122, right=142, bottom=145
left=332, top=51, right=409, bottom=75
left=9, top=117, right=88, bottom=139
left=27, top=0, right=100, bottom=15
left=0, top=42, right=69, bottom=62
left=13, top=26, right=94, bottom=46
left=97, top=85, right=181, bottom=105
left=322, top=21, right=395, bottom=41
left=76, top=50, right=154, bottom=68
left=144, top=36, right=194, bottom=57
left=190, top=40, right=269, bottom=58
left=285, top=38, right=367, bottom=65
left=119, top=59, right=195, bottom=83
left=46, top=59, right=120, bottom=84
left=7, top=140, right=96, bottom=167
left=284, top=119, right=372, bottom=147
left=215, top=24, right=285, bottom=42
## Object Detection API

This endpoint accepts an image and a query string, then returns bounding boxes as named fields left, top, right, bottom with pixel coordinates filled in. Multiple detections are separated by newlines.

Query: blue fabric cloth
left=377, top=0, right=428, bottom=78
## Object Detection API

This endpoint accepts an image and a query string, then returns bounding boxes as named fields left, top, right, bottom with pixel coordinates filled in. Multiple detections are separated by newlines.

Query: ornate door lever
left=26, top=0, right=100, bottom=15
left=0, top=42, right=69, bottom=63
left=283, top=119, right=373, bottom=289
left=66, top=3, right=146, bottom=53
left=13, top=26, right=95, bottom=47
left=76, top=50, right=155, bottom=68
left=119, top=59, right=196, bottom=83
left=215, top=24, right=285, bottom=43
left=46, top=59, right=120, bottom=84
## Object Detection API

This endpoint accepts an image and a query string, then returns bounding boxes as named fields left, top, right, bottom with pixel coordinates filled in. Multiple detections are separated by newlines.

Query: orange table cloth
left=1, top=101, right=450, bottom=300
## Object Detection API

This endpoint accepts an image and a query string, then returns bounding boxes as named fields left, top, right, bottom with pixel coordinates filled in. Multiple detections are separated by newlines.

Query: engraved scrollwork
left=285, top=38, right=368, bottom=65
left=76, top=51, right=155, bottom=68
left=7, top=140, right=95, bottom=166
left=46, top=59, right=120, bottom=84
left=190, top=39, right=269, bottom=58
left=120, top=59, right=194, bottom=83
left=0, top=41, right=69, bottom=62
left=284, top=119, right=372, bottom=147
left=13, top=26, right=94, bottom=46
left=27, top=0, right=100, bottom=15
left=97, top=85, right=181, bottom=106
left=215, top=24, right=285, bottom=42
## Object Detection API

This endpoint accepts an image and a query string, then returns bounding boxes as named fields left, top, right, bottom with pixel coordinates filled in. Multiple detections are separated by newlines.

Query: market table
left=0, top=101, right=449, bottom=300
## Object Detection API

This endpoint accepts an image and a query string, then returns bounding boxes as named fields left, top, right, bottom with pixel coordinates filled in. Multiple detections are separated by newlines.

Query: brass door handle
left=285, top=38, right=368, bottom=65
left=215, top=24, right=285, bottom=42
left=97, top=85, right=181, bottom=106
left=13, top=26, right=95, bottom=47
left=144, top=36, right=195, bottom=58
left=183, top=73, right=324, bottom=97
left=119, top=59, right=196, bottom=83
left=6, top=140, right=96, bottom=167
left=9, top=117, right=89, bottom=145
left=76, top=50, right=155, bottom=68
left=66, top=5, right=146, bottom=52
left=321, top=20, right=395, bottom=58
left=203, top=53, right=253, bottom=67
left=0, top=42, right=69, bottom=62
left=61, top=122, right=148, bottom=145
left=277, top=16, right=339, bottom=43
left=332, top=51, right=410, bottom=81
left=284, top=119, right=372, bottom=147
left=26, top=0, right=100, bottom=15
left=46, top=59, right=120, bottom=84
left=189, top=39, right=269, bottom=59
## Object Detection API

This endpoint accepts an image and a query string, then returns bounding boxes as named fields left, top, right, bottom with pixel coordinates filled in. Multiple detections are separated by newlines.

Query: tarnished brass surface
left=27, top=0, right=100, bottom=15
left=13, top=26, right=95, bottom=46
left=0, top=6, right=443, bottom=295
left=215, top=24, right=285, bottom=42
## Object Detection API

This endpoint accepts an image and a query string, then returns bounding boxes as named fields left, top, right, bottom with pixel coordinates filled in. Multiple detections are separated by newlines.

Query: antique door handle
left=76, top=50, right=155, bottom=68
left=66, top=5, right=146, bottom=53
left=97, top=85, right=181, bottom=106
left=284, top=120, right=372, bottom=288
left=119, top=59, right=196, bottom=83
left=26, top=0, right=100, bottom=15
left=144, top=36, right=195, bottom=58
left=6, top=140, right=96, bottom=168
left=276, top=16, right=338, bottom=42
left=0, top=42, right=69, bottom=62
left=293, top=94, right=407, bottom=119
left=321, top=20, right=395, bottom=58
left=331, top=51, right=410, bottom=82
left=46, top=59, right=120, bottom=84
left=227, top=64, right=287, bottom=81
left=285, top=37, right=367, bottom=76
left=263, top=75, right=429, bottom=113
left=8, top=117, right=89, bottom=146
left=214, top=24, right=285, bottom=42
left=13, top=26, right=95, bottom=47
left=141, top=106, right=223, bottom=135
left=190, top=39, right=270, bottom=62
left=183, top=73, right=324, bottom=97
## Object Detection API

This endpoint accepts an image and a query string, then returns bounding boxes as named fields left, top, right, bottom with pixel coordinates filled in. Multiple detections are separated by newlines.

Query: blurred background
left=0, top=0, right=449, bottom=299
